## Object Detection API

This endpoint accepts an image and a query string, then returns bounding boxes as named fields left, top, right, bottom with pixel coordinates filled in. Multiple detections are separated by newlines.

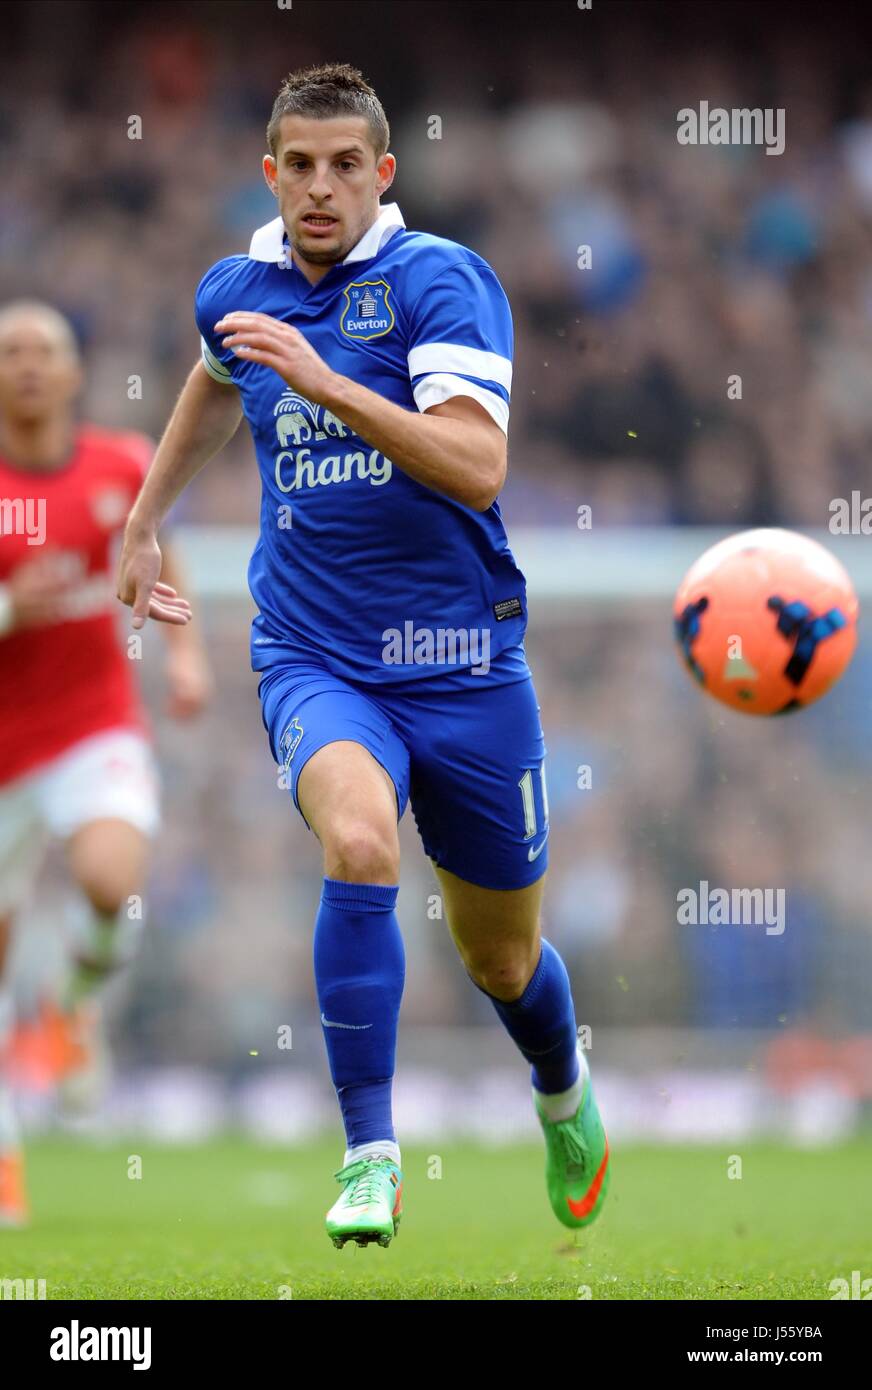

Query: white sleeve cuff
left=412, top=374, right=509, bottom=435
left=201, top=337, right=234, bottom=385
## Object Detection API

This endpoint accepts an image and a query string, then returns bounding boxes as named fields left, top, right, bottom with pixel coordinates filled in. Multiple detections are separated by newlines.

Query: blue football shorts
left=257, top=646, right=549, bottom=891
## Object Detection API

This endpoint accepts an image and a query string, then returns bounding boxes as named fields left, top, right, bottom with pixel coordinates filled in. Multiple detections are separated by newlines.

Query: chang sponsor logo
left=272, top=390, right=392, bottom=492
left=275, top=448, right=392, bottom=493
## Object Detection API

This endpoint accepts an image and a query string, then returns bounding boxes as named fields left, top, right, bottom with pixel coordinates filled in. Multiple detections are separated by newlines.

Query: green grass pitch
left=2, top=1137, right=868, bottom=1299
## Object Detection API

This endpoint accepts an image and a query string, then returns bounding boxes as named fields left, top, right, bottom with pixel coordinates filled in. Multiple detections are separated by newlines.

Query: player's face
left=0, top=316, right=81, bottom=425
left=264, top=115, right=396, bottom=269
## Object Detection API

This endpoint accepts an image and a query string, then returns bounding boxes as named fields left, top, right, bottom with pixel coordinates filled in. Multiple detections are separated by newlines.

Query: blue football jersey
left=194, top=202, right=528, bottom=684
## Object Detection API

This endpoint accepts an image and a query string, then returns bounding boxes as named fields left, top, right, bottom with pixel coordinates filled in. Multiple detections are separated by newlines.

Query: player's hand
left=6, top=553, right=69, bottom=630
left=164, top=644, right=213, bottom=720
left=216, top=312, right=336, bottom=401
left=117, top=529, right=192, bottom=630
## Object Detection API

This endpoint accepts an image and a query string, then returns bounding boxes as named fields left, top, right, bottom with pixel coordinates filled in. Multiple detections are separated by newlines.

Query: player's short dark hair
left=267, top=63, right=390, bottom=161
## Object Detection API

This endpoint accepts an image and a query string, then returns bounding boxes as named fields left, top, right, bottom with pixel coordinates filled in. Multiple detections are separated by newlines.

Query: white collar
left=248, top=202, right=405, bottom=266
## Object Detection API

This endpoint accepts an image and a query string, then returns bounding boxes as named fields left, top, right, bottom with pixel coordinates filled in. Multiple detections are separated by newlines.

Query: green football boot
left=533, top=1054, right=610, bottom=1230
left=326, top=1155, right=403, bottom=1249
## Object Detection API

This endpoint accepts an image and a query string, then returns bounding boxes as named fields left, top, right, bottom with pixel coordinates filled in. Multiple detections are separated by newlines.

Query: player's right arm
left=117, top=359, right=243, bottom=629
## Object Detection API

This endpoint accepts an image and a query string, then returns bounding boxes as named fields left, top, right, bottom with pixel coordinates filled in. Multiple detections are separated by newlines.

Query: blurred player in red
left=0, top=301, right=212, bottom=1225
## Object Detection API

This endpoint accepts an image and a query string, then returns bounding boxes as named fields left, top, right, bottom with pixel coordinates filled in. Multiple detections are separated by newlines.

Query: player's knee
left=68, top=825, right=147, bottom=914
left=75, top=867, right=135, bottom=917
left=465, top=950, right=538, bottom=1002
left=325, top=819, right=399, bottom=885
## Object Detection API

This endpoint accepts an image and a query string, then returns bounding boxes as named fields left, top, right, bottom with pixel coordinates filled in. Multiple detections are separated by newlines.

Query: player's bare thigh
left=434, top=863, right=546, bottom=1003
left=65, top=818, right=150, bottom=916
left=297, top=740, right=400, bottom=885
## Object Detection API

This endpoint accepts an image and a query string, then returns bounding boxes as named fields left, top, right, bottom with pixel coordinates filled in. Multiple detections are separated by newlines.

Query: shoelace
left=333, top=1157, right=393, bottom=1208
left=553, top=1119, right=590, bottom=1181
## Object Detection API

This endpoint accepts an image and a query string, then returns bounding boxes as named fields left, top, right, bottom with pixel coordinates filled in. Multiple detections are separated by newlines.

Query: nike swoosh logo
left=528, top=835, right=548, bottom=861
left=320, top=1012, right=373, bottom=1030
left=566, top=1136, right=610, bottom=1220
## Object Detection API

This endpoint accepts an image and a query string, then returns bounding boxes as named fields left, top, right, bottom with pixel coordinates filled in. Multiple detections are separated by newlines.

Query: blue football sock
left=475, top=939, right=580, bottom=1094
left=314, top=877, right=404, bottom=1149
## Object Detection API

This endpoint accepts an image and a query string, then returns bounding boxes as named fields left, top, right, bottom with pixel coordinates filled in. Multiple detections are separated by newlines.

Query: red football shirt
left=0, top=424, right=152, bottom=785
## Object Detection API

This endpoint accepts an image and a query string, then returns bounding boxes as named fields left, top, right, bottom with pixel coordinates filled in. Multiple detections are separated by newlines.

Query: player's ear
left=262, top=154, right=279, bottom=197
left=375, top=152, right=396, bottom=199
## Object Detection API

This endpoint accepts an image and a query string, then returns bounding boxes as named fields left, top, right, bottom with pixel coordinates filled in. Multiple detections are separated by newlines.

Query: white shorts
left=0, top=729, right=160, bottom=916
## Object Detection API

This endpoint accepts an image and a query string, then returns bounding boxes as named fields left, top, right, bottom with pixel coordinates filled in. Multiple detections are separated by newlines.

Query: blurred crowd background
left=4, top=0, right=872, bottom=529
left=2, top=1, right=871, bottom=1135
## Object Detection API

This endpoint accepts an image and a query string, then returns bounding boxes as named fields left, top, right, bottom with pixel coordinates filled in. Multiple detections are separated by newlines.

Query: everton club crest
left=339, top=280, right=395, bottom=341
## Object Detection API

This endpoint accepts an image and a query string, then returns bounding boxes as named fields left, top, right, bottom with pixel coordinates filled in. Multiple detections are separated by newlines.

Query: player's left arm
left=215, top=263, right=511, bottom=512
left=327, top=374, right=506, bottom=511
left=154, top=538, right=214, bottom=718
